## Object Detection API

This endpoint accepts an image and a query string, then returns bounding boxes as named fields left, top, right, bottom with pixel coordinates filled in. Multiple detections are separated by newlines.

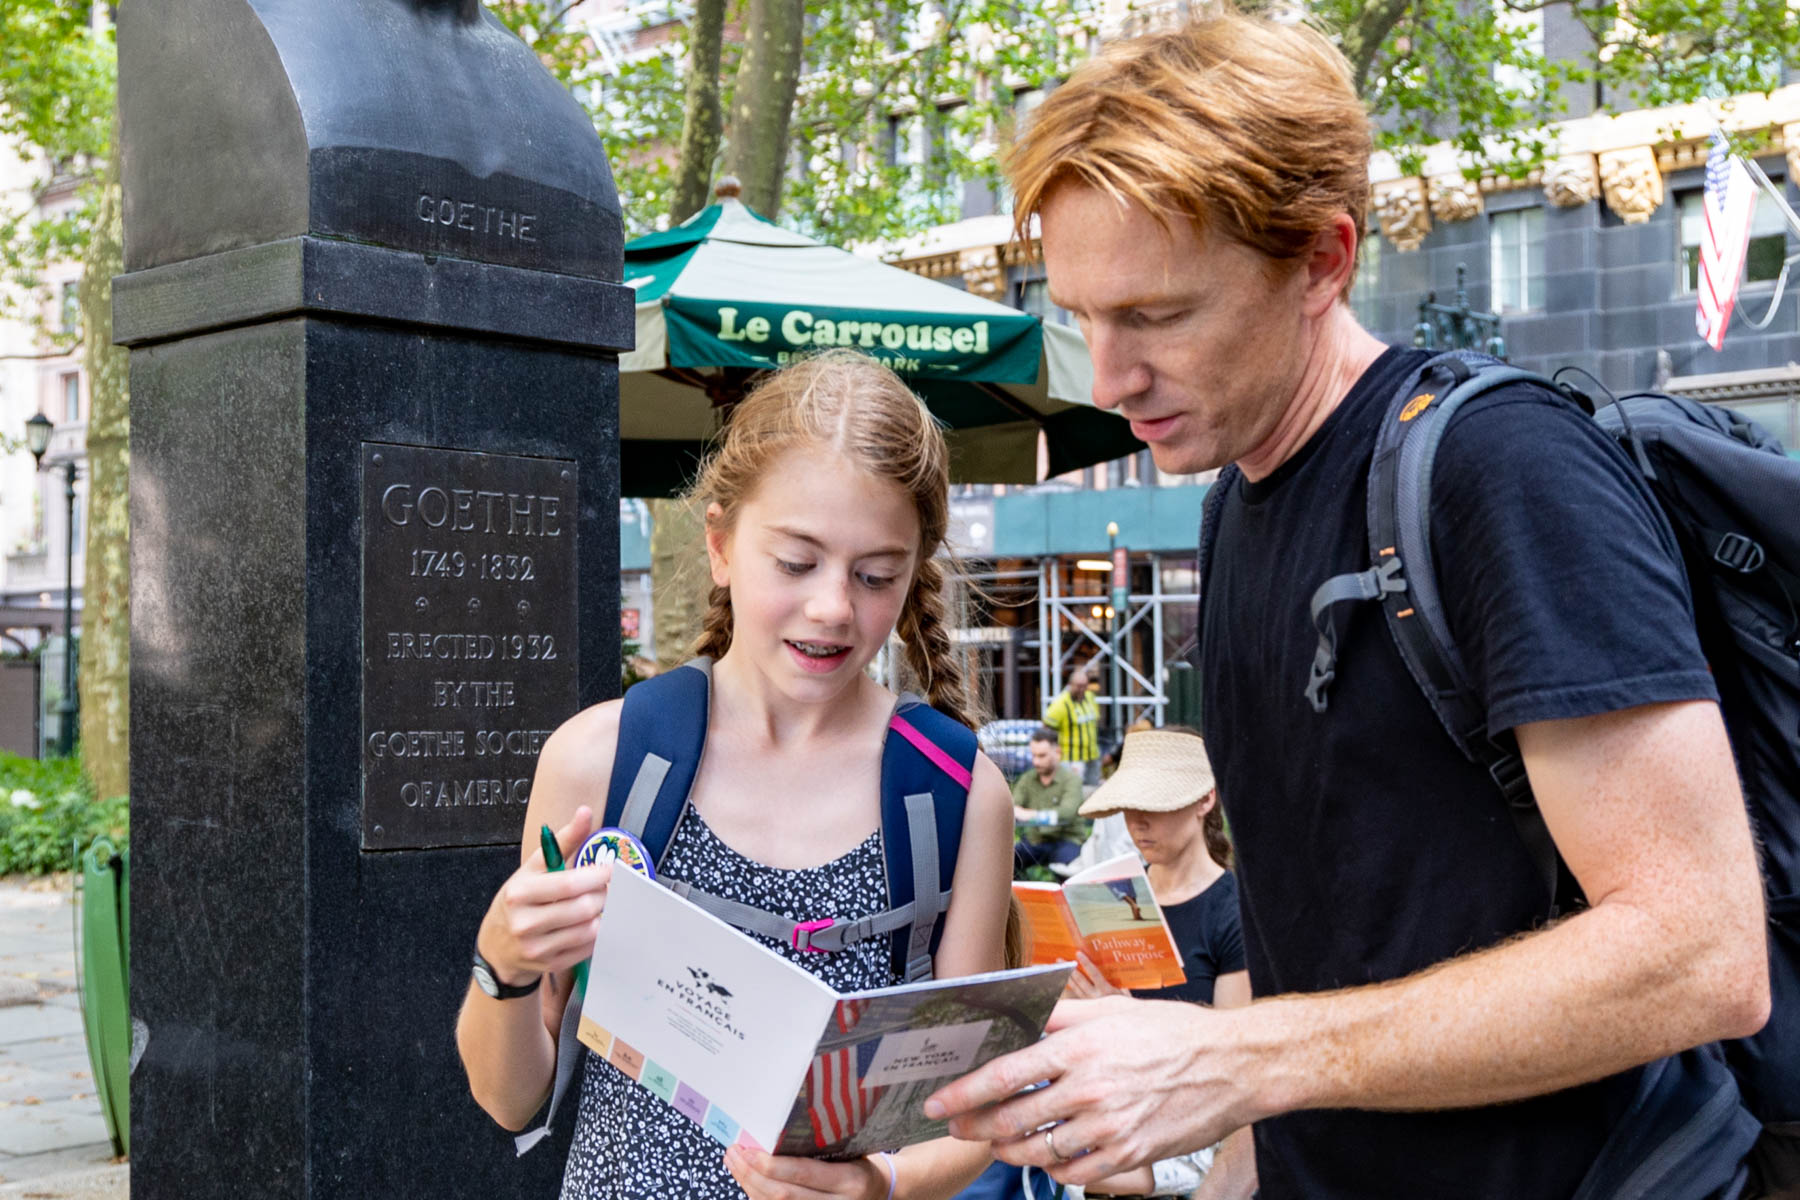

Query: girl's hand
left=723, top=1145, right=890, bottom=1200
left=476, top=805, right=613, bottom=984
left=1064, top=952, right=1130, bottom=999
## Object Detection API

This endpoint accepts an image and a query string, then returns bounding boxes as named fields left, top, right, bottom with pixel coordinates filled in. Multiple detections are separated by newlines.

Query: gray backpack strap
left=518, top=658, right=716, bottom=1156
left=901, top=790, right=944, bottom=982
left=514, top=981, right=587, bottom=1155
left=665, top=879, right=929, bottom=952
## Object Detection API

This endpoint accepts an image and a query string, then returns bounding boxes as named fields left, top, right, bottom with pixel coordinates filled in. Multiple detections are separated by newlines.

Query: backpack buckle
left=790, top=917, right=835, bottom=952
left=1487, top=752, right=1533, bottom=806
left=1712, top=532, right=1765, bottom=574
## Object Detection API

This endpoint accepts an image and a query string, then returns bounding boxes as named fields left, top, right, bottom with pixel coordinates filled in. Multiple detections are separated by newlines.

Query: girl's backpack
left=516, top=657, right=977, bottom=1155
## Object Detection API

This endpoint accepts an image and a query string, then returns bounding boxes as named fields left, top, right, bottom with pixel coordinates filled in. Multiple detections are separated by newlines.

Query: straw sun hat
left=1078, top=729, right=1217, bottom=818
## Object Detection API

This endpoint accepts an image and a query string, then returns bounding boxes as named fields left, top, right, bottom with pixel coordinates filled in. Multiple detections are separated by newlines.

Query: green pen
left=541, top=824, right=590, bottom=993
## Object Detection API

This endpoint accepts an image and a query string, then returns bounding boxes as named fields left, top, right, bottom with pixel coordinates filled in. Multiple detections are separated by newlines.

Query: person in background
left=1043, top=666, right=1101, bottom=786
left=1012, top=726, right=1089, bottom=874
left=1035, top=727, right=1251, bottom=1199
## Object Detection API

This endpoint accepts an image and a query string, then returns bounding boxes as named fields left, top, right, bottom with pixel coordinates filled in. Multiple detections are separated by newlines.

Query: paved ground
left=0, top=875, right=126, bottom=1197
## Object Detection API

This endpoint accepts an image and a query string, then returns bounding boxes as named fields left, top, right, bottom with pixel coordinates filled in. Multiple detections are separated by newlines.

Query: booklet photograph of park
left=577, top=866, right=1072, bottom=1158
left=1012, top=853, right=1187, bottom=990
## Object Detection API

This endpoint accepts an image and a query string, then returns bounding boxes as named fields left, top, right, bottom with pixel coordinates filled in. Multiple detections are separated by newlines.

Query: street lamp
left=1106, top=520, right=1123, bottom=752
left=26, top=413, right=78, bottom=758
left=1412, top=263, right=1508, bottom=359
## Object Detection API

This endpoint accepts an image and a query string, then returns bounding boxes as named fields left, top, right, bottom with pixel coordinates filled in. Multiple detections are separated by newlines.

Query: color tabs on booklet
left=703, top=1106, right=741, bottom=1146
left=577, top=1018, right=613, bottom=1058
left=673, top=1082, right=709, bottom=1124
left=607, top=1036, right=645, bottom=1079
left=640, top=1059, right=679, bottom=1103
left=573, top=827, right=655, bottom=877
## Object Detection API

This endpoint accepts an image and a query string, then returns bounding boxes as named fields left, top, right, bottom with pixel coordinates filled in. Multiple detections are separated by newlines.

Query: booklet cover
left=577, top=865, right=1072, bottom=1159
left=1012, top=853, right=1186, bottom=990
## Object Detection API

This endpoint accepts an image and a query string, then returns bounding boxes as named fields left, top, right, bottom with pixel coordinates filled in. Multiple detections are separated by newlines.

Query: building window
left=1679, top=185, right=1788, bottom=294
left=887, top=113, right=925, bottom=170
left=59, top=281, right=79, bottom=334
left=1492, top=1, right=1544, bottom=97
left=1489, top=207, right=1546, bottom=313
left=61, top=373, right=80, bottom=422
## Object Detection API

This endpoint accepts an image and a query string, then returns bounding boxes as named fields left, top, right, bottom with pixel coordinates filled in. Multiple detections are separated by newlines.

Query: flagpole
left=1715, top=124, right=1800, bottom=240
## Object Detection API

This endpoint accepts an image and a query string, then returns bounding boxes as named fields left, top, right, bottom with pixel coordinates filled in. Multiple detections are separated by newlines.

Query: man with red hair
left=927, top=12, right=1772, bottom=1200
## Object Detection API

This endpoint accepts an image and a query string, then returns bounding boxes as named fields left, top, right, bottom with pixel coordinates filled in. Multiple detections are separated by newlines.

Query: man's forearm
left=1221, top=896, right=1767, bottom=1121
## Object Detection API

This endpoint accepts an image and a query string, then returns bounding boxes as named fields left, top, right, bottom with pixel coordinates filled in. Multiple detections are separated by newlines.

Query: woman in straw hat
left=1030, top=728, right=1250, bottom=1198
left=1065, top=727, right=1248, bottom=1009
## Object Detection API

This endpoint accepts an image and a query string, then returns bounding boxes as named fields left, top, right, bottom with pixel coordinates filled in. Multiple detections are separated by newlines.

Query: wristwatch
left=471, top=945, right=541, bottom=999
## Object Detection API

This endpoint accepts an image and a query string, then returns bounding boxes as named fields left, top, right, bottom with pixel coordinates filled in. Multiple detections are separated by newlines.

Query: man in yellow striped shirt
left=1043, top=666, right=1101, bottom=786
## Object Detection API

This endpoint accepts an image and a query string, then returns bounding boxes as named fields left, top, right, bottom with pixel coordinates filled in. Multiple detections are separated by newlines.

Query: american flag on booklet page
left=834, top=998, right=872, bottom=1034
left=1696, top=133, right=1758, bottom=350
left=808, top=1039, right=885, bottom=1147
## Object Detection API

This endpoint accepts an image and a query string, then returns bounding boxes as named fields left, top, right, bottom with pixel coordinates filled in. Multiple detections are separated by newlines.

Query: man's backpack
left=1197, top=347, right=1800, bottom=1169
left=515, top=657, right=978, bottom=1155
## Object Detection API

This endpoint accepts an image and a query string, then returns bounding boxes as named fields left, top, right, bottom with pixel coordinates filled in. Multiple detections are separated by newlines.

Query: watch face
left=473, top=959, right=500, bottom=997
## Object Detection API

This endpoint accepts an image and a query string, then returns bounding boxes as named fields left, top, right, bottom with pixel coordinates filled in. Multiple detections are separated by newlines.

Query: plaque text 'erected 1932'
left=362, top=443, right=578, bottom=850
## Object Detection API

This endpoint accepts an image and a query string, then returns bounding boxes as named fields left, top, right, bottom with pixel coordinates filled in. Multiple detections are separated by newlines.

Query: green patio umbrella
left=617, top=192, right=1141, bottom=497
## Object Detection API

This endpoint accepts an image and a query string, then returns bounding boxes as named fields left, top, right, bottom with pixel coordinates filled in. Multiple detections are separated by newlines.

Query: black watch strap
left=471, top=946, right=541, bottom=1000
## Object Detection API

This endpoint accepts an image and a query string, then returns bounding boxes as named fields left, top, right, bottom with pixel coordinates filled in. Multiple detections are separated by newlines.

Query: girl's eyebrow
left=766, top=524, right=911, bottom=560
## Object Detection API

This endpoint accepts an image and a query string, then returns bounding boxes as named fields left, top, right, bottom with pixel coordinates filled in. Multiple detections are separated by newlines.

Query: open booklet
left=1012, top=853, right=1186, bottom=990
left=577, top=864, right=1072, bottom=1160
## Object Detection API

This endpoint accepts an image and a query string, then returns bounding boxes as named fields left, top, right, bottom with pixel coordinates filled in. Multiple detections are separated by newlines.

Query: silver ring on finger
left=1044, top=1126, right=1074, bottom=1163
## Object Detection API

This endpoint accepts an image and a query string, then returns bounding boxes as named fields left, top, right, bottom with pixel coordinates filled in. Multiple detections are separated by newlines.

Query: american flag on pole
left=807, top=1038, right=885, bottom=1147
left=1696, top=133, right=1759, bottom=350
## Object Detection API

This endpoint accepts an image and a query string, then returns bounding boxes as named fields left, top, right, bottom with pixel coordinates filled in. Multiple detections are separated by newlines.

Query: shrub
left=0, top=753, right=127, bottom=875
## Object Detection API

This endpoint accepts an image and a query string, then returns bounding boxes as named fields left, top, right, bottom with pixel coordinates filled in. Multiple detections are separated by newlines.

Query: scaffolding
left=1038, top=554, right=1182, bottom=733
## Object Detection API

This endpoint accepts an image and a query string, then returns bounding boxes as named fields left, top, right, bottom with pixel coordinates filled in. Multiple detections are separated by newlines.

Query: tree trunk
left=723, top=0, right=804, bottom=220
left=78, top=114, right=127, bottom=801
left=648, top=496, right=706, bottom=666
left=669, top=0, right=727, bottom=224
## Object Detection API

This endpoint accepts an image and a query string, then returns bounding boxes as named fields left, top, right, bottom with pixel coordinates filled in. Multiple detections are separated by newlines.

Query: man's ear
left=703, top=502, right=731, bottom=589
left=1301, top=212, right=1360, bottom=319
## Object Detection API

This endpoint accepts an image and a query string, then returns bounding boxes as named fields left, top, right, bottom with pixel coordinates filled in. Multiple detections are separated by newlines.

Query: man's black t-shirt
left=1199, top=346, right=1722, bottom=1199
left=1137, top=870, right=1244, bottom=1006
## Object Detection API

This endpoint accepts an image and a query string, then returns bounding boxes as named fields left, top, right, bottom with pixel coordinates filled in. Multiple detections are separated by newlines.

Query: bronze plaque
left=361, top=443, right=578, bottom=849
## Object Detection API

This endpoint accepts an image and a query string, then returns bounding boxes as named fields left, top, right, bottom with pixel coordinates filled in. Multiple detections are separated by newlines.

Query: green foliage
left=0, top=752, right=126, bottom=876
left=0, top=1, right=115, bottom=332
left=1308, top=0, right=1800, bottom=179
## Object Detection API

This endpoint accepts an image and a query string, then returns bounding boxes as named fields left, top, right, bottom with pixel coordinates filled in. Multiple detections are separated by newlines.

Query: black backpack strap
left=1307, top=351, right=1567, bottom=908
left=883, top=699, right=976, bottom=982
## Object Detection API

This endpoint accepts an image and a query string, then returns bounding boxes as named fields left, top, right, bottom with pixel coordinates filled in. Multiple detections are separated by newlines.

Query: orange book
left=1013, top=854, right=1186, bottom=991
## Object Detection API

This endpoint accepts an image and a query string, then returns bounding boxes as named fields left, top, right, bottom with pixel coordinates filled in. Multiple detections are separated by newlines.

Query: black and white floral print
left=560, top=810, right=893, bottom=1200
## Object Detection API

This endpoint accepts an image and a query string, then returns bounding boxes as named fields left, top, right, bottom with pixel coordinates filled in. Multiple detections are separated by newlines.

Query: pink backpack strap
left=888, top=712, right=973, bottom=790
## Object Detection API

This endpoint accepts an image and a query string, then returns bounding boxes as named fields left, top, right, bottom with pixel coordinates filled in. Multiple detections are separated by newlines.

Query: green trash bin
left=76, top=837, right=129, bottom=1158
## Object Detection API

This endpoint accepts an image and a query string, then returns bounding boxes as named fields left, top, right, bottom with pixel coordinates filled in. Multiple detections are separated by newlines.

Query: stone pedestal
left=116, top=3, right=632, bottom=1195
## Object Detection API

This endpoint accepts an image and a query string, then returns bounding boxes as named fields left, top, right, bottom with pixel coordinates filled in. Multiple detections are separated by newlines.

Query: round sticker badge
left=572, top=828, right=655, bottom=878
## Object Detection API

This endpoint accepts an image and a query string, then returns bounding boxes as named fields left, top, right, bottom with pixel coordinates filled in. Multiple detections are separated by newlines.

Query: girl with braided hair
left=458, top=350, right=1015, bottom=1200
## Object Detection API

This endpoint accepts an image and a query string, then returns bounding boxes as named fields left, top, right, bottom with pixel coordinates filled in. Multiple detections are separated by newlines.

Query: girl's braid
left=896, top=556, right=979, bottom=730
left=690, top=584, right=734, bottom=661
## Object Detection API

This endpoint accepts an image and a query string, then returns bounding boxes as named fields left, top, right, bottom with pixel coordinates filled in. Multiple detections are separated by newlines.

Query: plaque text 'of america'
left=361, top=443, right=578, bottom=850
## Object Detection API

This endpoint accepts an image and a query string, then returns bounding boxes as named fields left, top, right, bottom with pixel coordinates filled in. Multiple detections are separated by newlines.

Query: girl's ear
left=1196, top=788, right=1218, bottom=818
left=703, top=502, right=731, bottom=589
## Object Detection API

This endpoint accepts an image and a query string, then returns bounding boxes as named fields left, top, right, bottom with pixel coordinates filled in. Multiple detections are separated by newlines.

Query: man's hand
left=924, top=997, right=1256, bottom=1187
